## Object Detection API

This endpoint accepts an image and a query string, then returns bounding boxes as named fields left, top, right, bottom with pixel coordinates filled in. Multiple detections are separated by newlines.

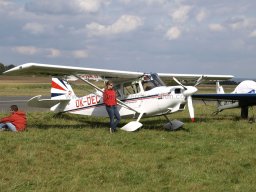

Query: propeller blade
left=172, top=77, right=196, bottom=122
left=173, top=77, right=187, bottom=90
left=194, top=75, right=204, bottom=86
left=187, top=96, right=195, bottom=122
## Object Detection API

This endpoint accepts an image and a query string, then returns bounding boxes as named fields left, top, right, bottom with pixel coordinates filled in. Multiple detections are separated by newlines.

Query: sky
left=0, top=0, right=256, bottom=78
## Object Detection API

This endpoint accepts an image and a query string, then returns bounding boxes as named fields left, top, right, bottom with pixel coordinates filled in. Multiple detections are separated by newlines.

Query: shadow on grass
left=30, top=112, right=190, bottom=132
left=28, top=111, right=250, bottom=131
left=28, top=112, right=108, bottom=130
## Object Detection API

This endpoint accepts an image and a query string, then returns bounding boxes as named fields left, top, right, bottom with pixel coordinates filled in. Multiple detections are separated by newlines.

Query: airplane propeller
left=173, top=77, right=187, bottom=90
left=173, top=77, right=197, bottom=122
left=187, top=96, right=195, bottom=122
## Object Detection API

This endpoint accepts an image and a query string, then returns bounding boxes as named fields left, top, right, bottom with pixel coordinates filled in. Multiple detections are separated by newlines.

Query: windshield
left=142, top=73, right=165, bottom=91
left=151, top=73, right=166, bottom=86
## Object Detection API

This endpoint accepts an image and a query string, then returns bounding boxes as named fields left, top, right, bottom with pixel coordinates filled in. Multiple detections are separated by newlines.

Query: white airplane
left=4, top=63, right=233, bottom=131
left=193, top=80, right=256, bottom=119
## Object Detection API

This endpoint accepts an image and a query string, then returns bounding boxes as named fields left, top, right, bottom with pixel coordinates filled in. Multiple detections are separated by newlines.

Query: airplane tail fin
left=28, top=78, right=76, bottom=111
left=216, top=81, right=225, bottom=112
left=51, top=77, right=76, bottom=100
left=216, top=81, right=225, bottom=94
left=214, top=81, right=240, bottom=113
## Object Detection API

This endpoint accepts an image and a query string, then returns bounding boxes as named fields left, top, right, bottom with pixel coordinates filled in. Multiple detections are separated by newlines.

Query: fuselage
left=58, top=85, right=187, bottom=118
left=52, top=74, right=190, bottom=118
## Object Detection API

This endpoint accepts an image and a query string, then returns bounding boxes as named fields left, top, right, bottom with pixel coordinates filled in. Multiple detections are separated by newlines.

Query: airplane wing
left=193, top=93, right=256, bottom=103
left=158, top=73, right=233, bottom=84
left=4, top=63, right=234, bottom=82
left=4, top=63, right=144, bottom=80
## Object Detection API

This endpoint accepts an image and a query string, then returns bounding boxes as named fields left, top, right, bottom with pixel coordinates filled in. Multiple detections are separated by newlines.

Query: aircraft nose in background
left=183, top=86, right=198, bottom=96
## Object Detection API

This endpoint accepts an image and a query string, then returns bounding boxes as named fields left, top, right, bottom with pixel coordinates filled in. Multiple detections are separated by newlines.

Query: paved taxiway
left=0, top=96, right=48, bottom=113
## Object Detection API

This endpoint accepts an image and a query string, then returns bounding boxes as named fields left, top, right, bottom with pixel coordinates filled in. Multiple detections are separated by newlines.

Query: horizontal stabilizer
left=28, top=95, right=70, bottom=108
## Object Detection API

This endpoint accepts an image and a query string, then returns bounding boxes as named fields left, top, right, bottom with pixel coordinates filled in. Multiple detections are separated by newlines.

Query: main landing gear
left=163, top=115, right=184, bottom=131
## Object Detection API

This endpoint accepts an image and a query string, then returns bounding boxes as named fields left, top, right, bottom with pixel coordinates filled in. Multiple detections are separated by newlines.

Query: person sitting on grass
left=0, top=105, right=27, bottom=132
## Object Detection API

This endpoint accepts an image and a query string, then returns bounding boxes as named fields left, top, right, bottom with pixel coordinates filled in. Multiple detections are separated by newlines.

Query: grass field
left=1, top=108, right=256, bottom=192
left=0, top=75, right=235, bottom=97
left=0, top=76, right=102, bottom=96
left=1, top=76, right=256, bottom=191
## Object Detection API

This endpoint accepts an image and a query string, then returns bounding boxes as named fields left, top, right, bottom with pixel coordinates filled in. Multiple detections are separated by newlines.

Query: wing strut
left=73, top=75, right=143, bottom=131
left=73, top=74, right=141, bottom=114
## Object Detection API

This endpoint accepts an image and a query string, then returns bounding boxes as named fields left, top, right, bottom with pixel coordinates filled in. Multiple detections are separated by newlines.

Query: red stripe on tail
left=51, top=81, right=66, bottom=91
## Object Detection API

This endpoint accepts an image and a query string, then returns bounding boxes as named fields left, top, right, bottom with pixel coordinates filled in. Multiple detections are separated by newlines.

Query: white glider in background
left=193, top=80, right=256, bottom=119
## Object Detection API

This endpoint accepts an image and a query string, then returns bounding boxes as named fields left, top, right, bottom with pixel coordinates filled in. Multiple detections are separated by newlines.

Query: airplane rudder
left=216, top=81, right=225, bottom=94
left=51, top=77, right=76, bottom=99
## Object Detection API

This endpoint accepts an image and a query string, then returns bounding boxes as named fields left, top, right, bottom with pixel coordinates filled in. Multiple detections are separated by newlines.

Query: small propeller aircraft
left=4, top=63, right=233, bottom=131
left=193, top=80, right=256, bottom=119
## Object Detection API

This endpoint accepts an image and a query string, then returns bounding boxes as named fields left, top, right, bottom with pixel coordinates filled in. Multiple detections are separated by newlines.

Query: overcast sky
left=1, top=0, right=256, bottom=78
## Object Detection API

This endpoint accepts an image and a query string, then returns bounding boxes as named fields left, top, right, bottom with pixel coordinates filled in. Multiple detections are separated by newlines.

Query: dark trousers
left=106, top=105, right=121, bottom=131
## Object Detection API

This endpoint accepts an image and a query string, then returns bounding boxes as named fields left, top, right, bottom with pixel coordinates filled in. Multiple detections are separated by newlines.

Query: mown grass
left=0, top=75, right=235, bottom=96
left=1, top=77, right=255, bottom=191
left=0, top=76, right=103, bottom=96
left=0, top=82, right=97, bottom=96
left=0, top=83, right=233, bottom=96
left=1, top=104, right=256, bottom=192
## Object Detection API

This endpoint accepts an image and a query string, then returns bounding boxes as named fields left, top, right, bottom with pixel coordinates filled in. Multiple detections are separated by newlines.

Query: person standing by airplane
left=0, top=105, right=27, bottom=132
left=103, top=81, right=121, bottom=133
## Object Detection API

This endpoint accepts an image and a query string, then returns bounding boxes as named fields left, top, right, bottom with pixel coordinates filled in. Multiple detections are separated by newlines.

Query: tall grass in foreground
left=1, top=104, right=256, bottom=192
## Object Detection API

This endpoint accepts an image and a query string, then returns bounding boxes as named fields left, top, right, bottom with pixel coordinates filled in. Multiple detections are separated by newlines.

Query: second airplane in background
left=193, top=80, right=256, bottom=119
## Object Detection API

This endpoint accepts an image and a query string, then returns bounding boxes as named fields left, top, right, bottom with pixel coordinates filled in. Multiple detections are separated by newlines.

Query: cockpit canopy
left=114, top=73, right=166, bottom=98
left=141, top=73, right=166, bottom=91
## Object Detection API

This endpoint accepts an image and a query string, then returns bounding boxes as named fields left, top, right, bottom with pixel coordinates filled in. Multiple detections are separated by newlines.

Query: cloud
left=141, top=0, right=166, bottom=5
left=22, top=22, right=46, bottom=34
left=25, top=0, right=109, bottom=14
left=208, top=23, right=224, bottom=32
left=12, top=46, right=88, bottom=59
left=196, top=9, right=207, bottom=23
left=0, top=0, right=15, bottom=8
left=86, top=15, right=143, bottom=37
left=120, top=0, right=166, bottom=5
left=120, top=0, right=131, bottom=4
left=75, top=0, right=110, bottom=13
left=0, top=0, right=18, bottom=14
left=0, top=0, right=9, bottom=7
left=46, top=49, right=61, bottom=58
left=72, top=50, right=89, bottom=58
left=13, top=46, right=39, bottom=55
left=227, top=17, right=250, bottom=30
left=165, top=26, right=181, bottom=40
left=2, top=1, right=256, bottom=78
left=170, top=5, right=192, bottom=23
left=249, top=30, right=256, bottom=38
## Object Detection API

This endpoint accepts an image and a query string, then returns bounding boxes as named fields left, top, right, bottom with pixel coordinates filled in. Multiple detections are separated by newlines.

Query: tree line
left=0, top=63, right=15, bottom=74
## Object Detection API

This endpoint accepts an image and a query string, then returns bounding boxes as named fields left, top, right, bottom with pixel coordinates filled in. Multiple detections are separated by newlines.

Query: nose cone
left=183, top=86, right=198, bottom=96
